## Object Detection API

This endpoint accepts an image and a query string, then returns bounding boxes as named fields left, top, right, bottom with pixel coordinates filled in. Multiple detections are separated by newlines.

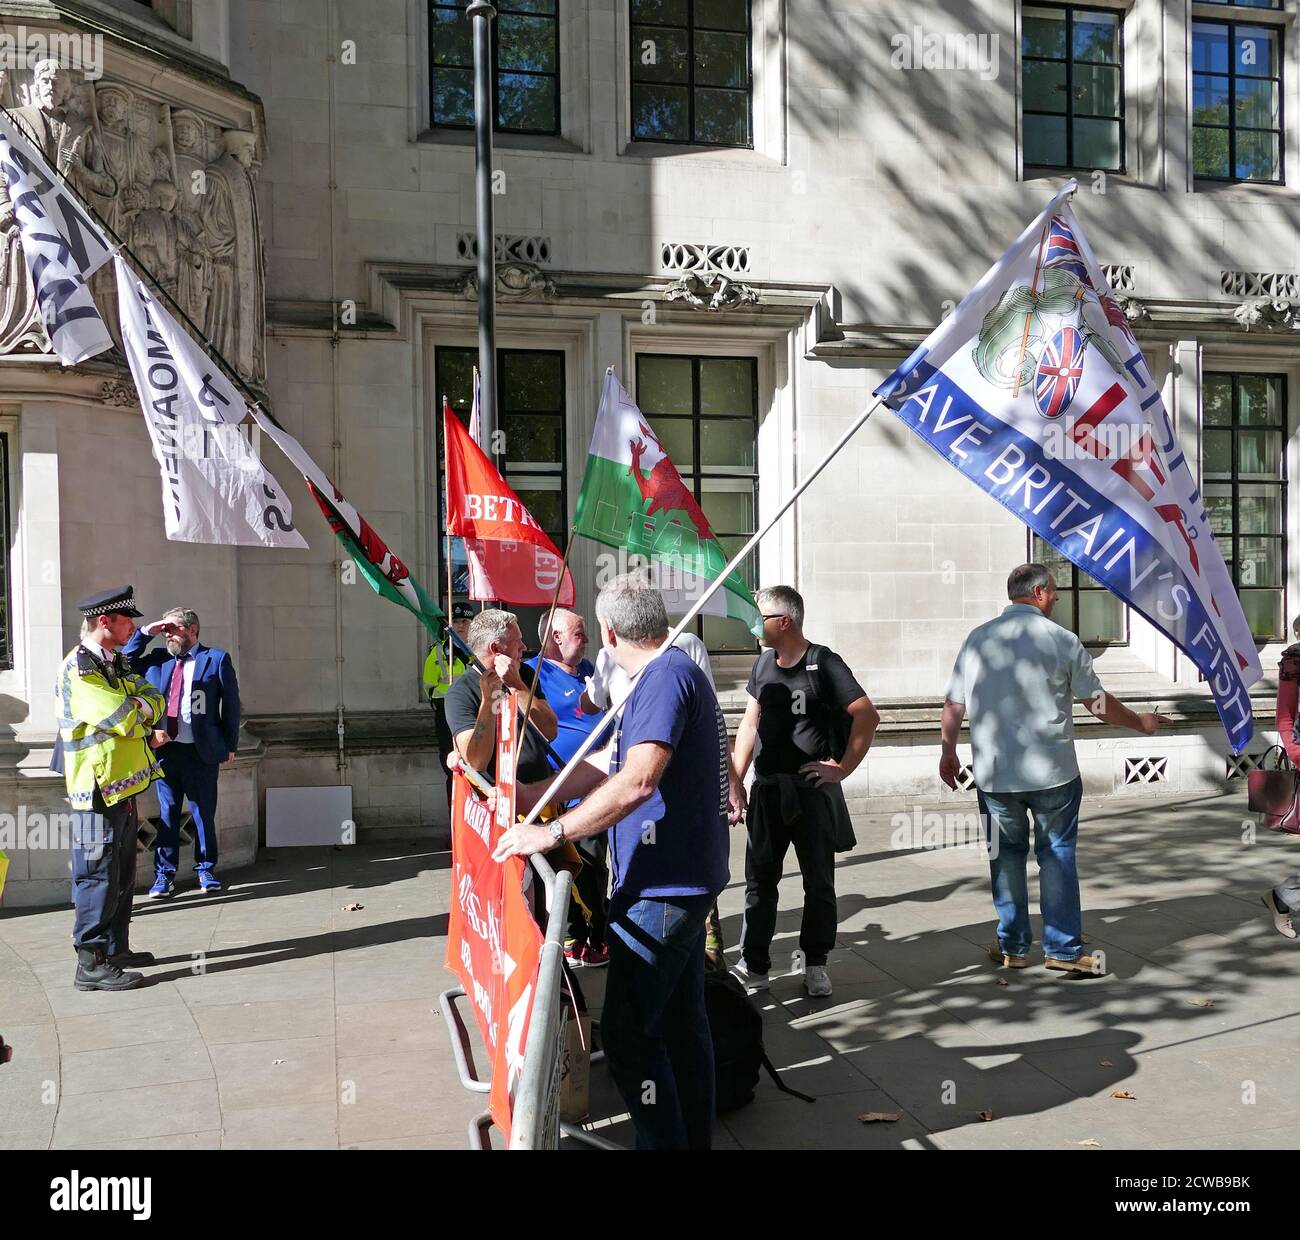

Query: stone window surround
left=409, top=0, right=787, bottom=168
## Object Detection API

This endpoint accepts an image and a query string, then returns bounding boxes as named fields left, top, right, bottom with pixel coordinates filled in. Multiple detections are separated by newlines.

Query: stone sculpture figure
left=171, top=112, right=213, bottom=327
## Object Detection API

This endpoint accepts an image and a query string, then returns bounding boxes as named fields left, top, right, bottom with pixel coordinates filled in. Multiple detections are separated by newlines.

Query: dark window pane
left=1193, top=25, right=1230, bottom=74
left=1240, top=375, right=1283, bottom=426
left=632, top=0, right=688, bottom=23
left=696, top=0, right=747, bottom=31
left=638, top=356, right=694, bottom=413
left=1192, top=126, right=1230, bottom=178
left=498, top=14, right=556, bottom=73
left=695, top=88, right=749, bottom=144
left=1074, top=63, right=1121, bottom=117
left=500, top=0, right=556, bottom=14
left=1193, top=74, right=1231, bottom=124
left=1203, top=374, right=1233, bottom=425
left=700, top=419, right=755, bottom=469
left=1073, top=117, right=1121, bottom=169
left=1203, top=429, right=1233, bottom=476
left=694, top=31, right=748, bottom=88
left=1239, top=487, right=1283, bottom=536
left=432, top=67, right=474, bottom=125
left=1023, top=8, right=1067, bottom=58
left=1242, top=590, right=1283, bottom=641
left=1051, top=593, right=1076, bottom=634
left=1024, top=112, right=1067, bottom=164
left=509, top=485, right=562, bottom=531
left=1023, top=59, right=1067, bottom=113
left=1078, top=590, right=1124, bottom=644
left=700, top=486, right=754, bottom=532
left=1204, top=488, right=1234, bottom=536
left=1235, top=26, right=1278, bottom=75
left=1235, top=128, right=1280, bottom=181
left=431, top=6, right=472, bottom=66
left=646, top=417, right=694, bottom=470
left=700, top=357, right=754, bottom=414
left=503, top=414, right=562, bottom=467
left=1033, top=536, right=1075, bottom=586
left=438, top=348, right=475, bottom=412
left=702, top=615, right=755, bottom=652
left=501, top=351, right=563, bottom=411
left=498, top=73, right=556, bottom=131
left=1240, top=536, right=1282, bottom=587
left=633, top=83, right=690, bottom=140
left=632, top=25, right=689, bottom=83
left=1074, top=11, right=1119, bottom=63
left=1237, top=430, right=1282, bottom=477
left=1238, top=76, right=1279, bottom=128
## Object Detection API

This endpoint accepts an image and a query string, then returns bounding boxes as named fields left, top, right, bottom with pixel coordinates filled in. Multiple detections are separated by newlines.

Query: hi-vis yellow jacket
left=56, top=645, right=166, bottom=810
left=422, top=641, right=466, bottom=701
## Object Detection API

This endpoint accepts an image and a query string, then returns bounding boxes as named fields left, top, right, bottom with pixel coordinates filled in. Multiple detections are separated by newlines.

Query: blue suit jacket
left=123, top=631, right=241, bottom=767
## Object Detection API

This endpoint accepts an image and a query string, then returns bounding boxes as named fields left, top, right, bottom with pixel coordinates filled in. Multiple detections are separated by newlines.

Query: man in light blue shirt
left=940, top=563, right=1159, bottom=974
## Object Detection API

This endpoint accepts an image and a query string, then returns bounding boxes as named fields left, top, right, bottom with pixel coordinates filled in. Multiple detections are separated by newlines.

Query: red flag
left=444, top=402, right=575, bottom=606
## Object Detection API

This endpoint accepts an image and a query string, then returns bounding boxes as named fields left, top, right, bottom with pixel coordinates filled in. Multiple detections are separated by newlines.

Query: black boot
left=108, top=950, right=156, bottom=968
left=74, top=947, right=144, bottom=992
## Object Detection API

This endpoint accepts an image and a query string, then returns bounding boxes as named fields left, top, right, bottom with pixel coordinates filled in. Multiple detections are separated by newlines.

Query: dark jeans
left=602, top=891, right=715, bottom=1150
left=71, top=792, right=139, bottom=956
left=155, top=742, right=219, bottom=876
left=740, top=787, right=838, bottom=972
left=569, top=836, right=609, bottom=949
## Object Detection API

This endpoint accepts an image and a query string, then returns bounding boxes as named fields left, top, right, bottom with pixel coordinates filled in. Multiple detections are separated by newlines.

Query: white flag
left=116, top=258, right=306, bottom=549
left=876, top=181, right=1261, bottom=753
left=0, top=110, right=113, bottom=365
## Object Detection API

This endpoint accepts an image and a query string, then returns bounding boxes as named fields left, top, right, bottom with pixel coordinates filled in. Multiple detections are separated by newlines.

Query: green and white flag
left=574, top=370, right=761, bottom=636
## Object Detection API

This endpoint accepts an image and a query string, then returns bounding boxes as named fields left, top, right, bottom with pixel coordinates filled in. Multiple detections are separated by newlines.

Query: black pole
left=467, top=0, right=497, bottom=459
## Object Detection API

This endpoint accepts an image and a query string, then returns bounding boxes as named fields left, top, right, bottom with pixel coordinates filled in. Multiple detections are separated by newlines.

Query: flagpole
left=519, top=530, right=575, bottom=731
left=514, top=391, right=888, bottom=831
left=443, top=400, right=456, bottom=676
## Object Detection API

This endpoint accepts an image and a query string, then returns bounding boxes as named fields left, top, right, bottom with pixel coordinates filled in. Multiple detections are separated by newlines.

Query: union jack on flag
left=1034, top=326, right=1086, bottom=418
left=1042, top=216, right=1092, bottom=285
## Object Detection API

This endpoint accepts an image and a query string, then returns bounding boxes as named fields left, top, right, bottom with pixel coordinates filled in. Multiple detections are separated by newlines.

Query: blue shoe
left=197, top=872, right=223, bottom=893
left=149, top=877, right=175, bottom=900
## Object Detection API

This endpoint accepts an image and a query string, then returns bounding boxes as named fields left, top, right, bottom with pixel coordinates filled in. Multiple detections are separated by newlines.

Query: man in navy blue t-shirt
left=495, top=575, right=743, bottom=1150
left=525, top=608, right=609, bottom=966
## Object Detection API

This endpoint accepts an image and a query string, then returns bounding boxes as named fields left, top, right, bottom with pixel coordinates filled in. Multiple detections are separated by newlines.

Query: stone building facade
left=2, top=0, right=1299, bottom=903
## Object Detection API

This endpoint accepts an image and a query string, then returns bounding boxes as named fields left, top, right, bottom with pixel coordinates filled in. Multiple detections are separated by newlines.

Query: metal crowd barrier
left=441, top=851, right=618, bottom=1150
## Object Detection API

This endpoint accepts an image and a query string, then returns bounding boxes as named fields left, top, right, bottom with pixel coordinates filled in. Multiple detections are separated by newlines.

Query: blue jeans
left=602, top=892, right=715, bottom=1150
left=977, top=777, right=1084, bottom=962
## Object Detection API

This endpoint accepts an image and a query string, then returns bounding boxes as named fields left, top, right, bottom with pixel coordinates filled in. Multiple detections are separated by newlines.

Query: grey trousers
left=1275, top=868, right=1300, bottom=914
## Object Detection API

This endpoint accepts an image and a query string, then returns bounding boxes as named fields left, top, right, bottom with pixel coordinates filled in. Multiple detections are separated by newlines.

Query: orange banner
left=444, top=692, right=544, bottom=1142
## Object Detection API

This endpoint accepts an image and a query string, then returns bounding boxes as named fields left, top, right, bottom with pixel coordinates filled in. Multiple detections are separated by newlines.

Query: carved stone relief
left=0, top=60, right=266, bottom=383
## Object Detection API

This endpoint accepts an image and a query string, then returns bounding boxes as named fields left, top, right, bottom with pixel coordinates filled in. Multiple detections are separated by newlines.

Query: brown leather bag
left=1247, top=745, right=1300, bottom=834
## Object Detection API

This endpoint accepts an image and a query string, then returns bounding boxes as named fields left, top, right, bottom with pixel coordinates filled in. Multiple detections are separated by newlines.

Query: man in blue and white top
left=525, top=609, right=609, bottom=966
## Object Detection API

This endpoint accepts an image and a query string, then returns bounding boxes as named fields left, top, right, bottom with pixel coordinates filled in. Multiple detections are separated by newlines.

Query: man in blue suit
left=124, top=606, right=240, bottom=896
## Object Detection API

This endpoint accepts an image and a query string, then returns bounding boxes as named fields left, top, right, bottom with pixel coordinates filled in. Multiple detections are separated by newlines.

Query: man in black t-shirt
left=732, top=585, right=880, bottom=999
left=444, top=608, right=558, bottom=785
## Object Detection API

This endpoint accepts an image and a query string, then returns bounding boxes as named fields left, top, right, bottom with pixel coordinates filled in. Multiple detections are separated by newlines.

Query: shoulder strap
left=759, top=1050, right=815, bottom=1104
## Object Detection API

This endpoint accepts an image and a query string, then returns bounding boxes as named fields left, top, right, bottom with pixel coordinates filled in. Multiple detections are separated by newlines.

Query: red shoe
left=564, top=939, right=585, bottom=967
left=579, top=943, right=608, bottom=968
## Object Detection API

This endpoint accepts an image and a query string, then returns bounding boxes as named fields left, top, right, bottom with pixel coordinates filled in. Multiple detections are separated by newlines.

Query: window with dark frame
left=634, top=353, right=758, bottom=653
left=1203, top=372, right=1287, bottom=642
left=630, top=0, right=753, bottom=147
left=1192, top=20, right=1283, bottom=183
left=1022, top=3, right=1125, bottom=174
left=434, top=347, right=567, bottom=621
left=0, top=432, right=10, bottom=670
left=429, top=0, right=560, bottom=135
left=1030, top=534, right=1127, bottom=646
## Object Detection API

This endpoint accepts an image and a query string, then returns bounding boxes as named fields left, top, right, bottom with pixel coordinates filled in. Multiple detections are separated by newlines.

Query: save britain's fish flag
left=876, top=179, right=1260, bottom=753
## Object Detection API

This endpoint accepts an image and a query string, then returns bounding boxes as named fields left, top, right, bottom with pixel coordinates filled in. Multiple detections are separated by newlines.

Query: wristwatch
left=547, top=819, right=565, bottom=848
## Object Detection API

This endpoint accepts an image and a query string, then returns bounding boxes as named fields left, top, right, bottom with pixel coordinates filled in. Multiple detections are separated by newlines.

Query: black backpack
left=803, top=643, right=852, bottom=762
left=704, top=971, right=815, bottom=1114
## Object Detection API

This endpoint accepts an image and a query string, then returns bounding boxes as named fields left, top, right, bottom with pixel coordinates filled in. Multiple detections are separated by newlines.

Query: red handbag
left=1247, top=745, right=1300, bottom=834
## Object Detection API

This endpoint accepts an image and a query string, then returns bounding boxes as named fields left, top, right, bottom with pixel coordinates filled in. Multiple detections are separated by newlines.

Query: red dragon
left=628, top=422, right=712, bottom=538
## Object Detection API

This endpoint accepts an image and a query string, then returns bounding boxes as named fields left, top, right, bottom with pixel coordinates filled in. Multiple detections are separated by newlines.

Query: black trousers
left=433, top=697, right=454, bottom=810
left=71, top=791, right=139, bottom=956
left=739, top=783, right=838, bottom=972
left=568, top=836, right=609, bottom=949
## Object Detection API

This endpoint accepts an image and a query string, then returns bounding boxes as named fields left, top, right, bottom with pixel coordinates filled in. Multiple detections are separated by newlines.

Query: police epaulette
left=76, top=647, right=101, bottom=677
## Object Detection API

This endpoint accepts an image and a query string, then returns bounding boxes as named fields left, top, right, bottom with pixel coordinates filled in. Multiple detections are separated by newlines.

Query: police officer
left=56, top=586, right=166, bottom=992
left=424, top=602, right=472, bottom=811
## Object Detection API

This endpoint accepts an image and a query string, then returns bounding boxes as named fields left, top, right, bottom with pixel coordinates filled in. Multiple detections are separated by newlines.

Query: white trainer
left=804, top=964, right=833, bottom=997
left=731, top=960, right=770, bottom=992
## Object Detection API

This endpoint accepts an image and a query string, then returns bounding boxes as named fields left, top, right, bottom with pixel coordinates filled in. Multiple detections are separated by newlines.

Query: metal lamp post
left=466, top=0, right=497, bottom=454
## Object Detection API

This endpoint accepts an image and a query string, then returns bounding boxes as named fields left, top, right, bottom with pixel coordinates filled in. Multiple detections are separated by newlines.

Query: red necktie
left=165, top=657, right=185, bottom=739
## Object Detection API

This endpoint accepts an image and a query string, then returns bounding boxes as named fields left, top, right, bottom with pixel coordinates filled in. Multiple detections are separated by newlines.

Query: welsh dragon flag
left=574, top=370, right=761, bottom=635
